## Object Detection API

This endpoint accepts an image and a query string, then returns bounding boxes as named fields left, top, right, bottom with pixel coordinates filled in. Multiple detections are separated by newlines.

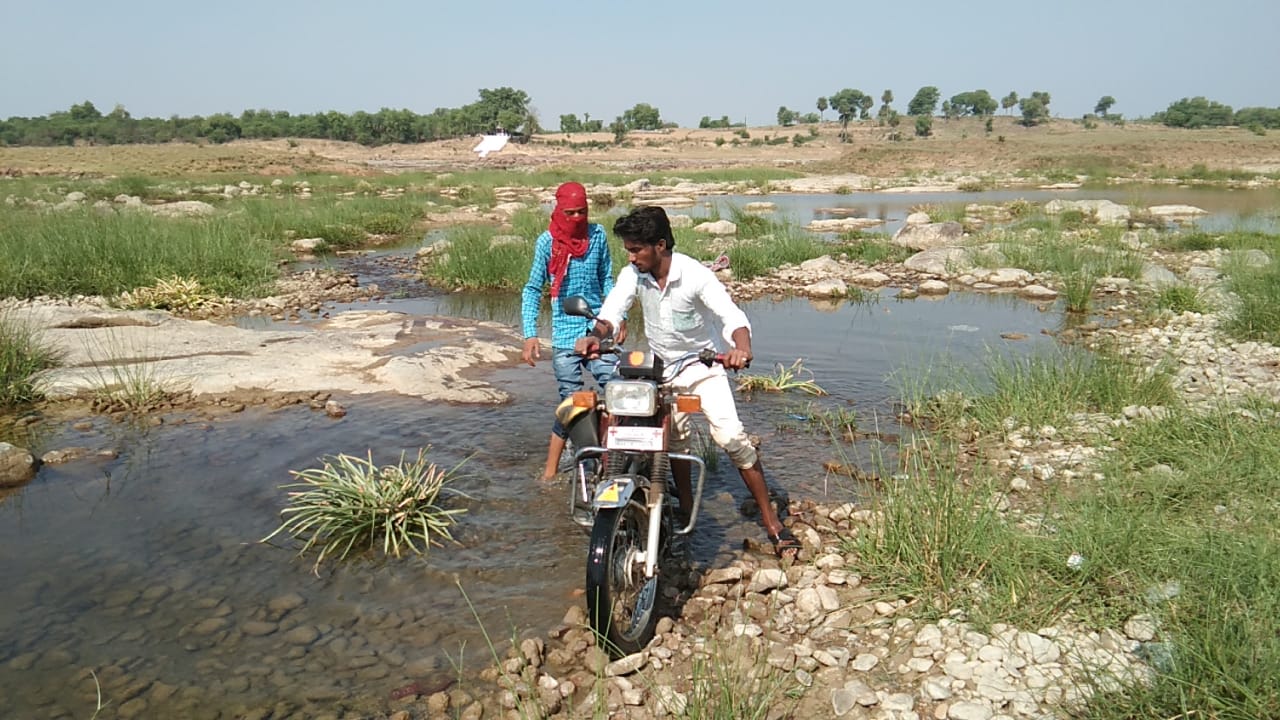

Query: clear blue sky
left=3, top=0, right=1277, bottom=127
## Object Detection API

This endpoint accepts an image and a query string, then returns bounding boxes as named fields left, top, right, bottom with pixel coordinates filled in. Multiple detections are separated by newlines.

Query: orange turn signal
left=628, top=350, right=645, bottom=366
left=572, top=391, right=597, bottom=408
left=675, top=394, right=701, bottom=413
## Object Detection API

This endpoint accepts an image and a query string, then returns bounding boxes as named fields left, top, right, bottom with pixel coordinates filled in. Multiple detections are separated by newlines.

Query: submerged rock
left=0, top=442, right=37, bottom=487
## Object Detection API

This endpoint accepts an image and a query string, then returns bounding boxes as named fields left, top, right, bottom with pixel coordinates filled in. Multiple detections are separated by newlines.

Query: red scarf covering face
left=547, top=182, right=590, bottom=298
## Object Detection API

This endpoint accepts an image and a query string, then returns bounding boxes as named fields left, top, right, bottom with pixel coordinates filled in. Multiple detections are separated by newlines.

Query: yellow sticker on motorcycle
left=594, top=478, right=632, bottom=508
left=598, top=483, right=619, bottom=503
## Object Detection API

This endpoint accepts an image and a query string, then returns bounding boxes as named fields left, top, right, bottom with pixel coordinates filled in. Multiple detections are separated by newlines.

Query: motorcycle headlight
left=605, top=380, right=657, bottom=417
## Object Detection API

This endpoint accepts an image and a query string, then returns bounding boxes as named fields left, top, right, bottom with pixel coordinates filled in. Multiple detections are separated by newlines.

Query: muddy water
left=0, top=282, right=1060, bottom=718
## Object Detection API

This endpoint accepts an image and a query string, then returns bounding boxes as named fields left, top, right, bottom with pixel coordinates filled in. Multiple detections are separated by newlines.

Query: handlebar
left=574, top=339, right=751, bottom=379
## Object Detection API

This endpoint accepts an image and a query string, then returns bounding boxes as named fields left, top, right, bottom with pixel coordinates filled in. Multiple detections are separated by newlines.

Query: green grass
left=1148, top=284, right=1210, bottom=316
left=263, top=449, right=468, bottom=572
left=737, top=358, right=827, bottom=395
left=1060, top=270, right=1100, bottom=313
left=240, top=193, right=425, bottom=249
left=422, top=225, right=535, bottom=290
left=1150, top=229, right=1280, bottom=253
left=0, top=312, right=61, bottom=406
left=850, top=444, right=1015, bottom=612
left=984, top=224, right=1143, bottom=313
left=905, top=344, right=1177, bottom=435
left=724, top=231, right=838, bottom=281
left=838, top=234, right=912, bottom=264
left=910, top=202, right=968, bottom=223
left=1069, top=405, right=1280, bottom=719
left=866, top=348, right=1280, bottom=718
left=82, top=329, right=183, bottom=413
left=680, top=628, right=800, bottom=719
left=0, top=208, right=278, bottom=298
left=1221, top=251, right=1280, bottom=344
left=1019, top=153, right=1136, bottom=184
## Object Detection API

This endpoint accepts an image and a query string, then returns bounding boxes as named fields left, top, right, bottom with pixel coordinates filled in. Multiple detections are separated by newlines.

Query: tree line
left=4, top=88, right=1278, bottom=148
left=1154, top=97, right=1280, bottom=131
left=0, top=88, right=540, bottom=147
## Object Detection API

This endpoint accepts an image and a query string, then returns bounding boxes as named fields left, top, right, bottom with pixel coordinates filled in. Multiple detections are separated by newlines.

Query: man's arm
left=724, top=326, right=753, bottom=370
left=577, top=265, right=637, bottom=356
left=596, top=225, right=614, bottom=297
left=696, top=264, right=752, bottom=349
left=520, top=234, right=552, bottom=365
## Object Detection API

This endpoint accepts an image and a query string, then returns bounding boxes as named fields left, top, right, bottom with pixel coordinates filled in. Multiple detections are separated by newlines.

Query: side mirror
left=560, top=295, right=596, bottom=319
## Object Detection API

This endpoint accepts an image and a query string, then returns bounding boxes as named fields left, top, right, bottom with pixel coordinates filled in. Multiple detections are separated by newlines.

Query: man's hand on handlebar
left=722, top=346, right=753, bottom=371
left=574, top=335, right=602, bottom=359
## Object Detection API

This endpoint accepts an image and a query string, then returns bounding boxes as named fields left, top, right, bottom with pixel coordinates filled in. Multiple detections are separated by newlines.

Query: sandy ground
left=4, top=116, right=1280, bottom=178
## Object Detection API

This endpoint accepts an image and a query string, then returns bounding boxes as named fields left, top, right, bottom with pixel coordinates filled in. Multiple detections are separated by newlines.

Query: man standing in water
left=521, top=182, right=620, bottom=482
left=574, top=206, right=799, bottom=558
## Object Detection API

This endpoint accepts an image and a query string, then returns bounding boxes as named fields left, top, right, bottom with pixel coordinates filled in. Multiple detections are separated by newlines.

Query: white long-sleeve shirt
left=598, top=252, right=751, bottom=363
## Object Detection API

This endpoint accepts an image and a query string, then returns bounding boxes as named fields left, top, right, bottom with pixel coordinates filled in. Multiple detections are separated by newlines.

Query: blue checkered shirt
left=521, top=223, right=614, bottom=349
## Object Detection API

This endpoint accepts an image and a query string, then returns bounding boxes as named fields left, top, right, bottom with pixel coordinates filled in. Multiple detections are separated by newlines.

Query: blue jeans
left=551, top=348, right=616, bottom=438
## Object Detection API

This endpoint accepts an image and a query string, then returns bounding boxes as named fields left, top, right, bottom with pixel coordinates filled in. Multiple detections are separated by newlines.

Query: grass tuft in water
left=737, top=358, right=827, bottom=395
left=264, top=449, right=467, bottom=571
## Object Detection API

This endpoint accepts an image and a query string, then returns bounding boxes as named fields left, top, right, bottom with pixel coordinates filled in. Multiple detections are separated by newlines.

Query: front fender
left=593, top=474, right=642, bottom=510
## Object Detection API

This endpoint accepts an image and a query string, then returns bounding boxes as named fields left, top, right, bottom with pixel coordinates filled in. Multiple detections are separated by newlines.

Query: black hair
left=613, top=206, right=675, bottom=249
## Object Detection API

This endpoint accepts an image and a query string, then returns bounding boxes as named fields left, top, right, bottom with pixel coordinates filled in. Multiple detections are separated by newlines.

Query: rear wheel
left=585, top=497, right=657, bottom=657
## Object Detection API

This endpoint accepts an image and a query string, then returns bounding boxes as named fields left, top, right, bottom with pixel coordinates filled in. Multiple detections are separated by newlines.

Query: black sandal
left=768, top=527, right=801, bottom=560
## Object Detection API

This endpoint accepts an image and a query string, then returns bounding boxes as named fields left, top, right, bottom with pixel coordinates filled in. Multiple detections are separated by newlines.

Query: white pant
left=669, top=363, right=758, bottom=469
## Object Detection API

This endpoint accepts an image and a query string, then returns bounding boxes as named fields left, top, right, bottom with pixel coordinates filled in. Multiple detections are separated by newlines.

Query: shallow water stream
left=0, top=288, right=1057, bottom=719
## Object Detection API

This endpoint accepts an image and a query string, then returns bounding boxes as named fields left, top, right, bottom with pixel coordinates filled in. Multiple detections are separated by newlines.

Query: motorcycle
left=554, top=295, right=725, bottom=657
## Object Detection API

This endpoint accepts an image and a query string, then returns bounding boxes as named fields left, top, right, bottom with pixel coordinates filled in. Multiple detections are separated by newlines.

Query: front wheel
left=585, top=499, right=658, bottom=657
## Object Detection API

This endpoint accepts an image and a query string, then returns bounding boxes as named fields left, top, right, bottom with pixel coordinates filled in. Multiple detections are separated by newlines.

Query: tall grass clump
left=264, top=449, right=468, bottom=571
left=1148, top=284, right=1209, bottom=317
left=423, top=226, right=533, bottom=290
left=911, top=203, right=968, bottom=223
left=725, top=204, right=788, bottom=240
left=838, top=234, right=912, bottom=265
left=906, top=345, right=1176, bottom=435
left=1221, top=252, right=1280, bottom=344
left=241, top=195, right=422, bottom=249
left=1060, top=270, right=1100, bottom=313
left=849, top=443, right=1025, bottom=613
left=725, top=229, right=833, bottom=281
left=0, top=312, right=61, bottom=406
left=990, top=226, right=1143, bottom=313
left=0, top=209, right=277, bottom=298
